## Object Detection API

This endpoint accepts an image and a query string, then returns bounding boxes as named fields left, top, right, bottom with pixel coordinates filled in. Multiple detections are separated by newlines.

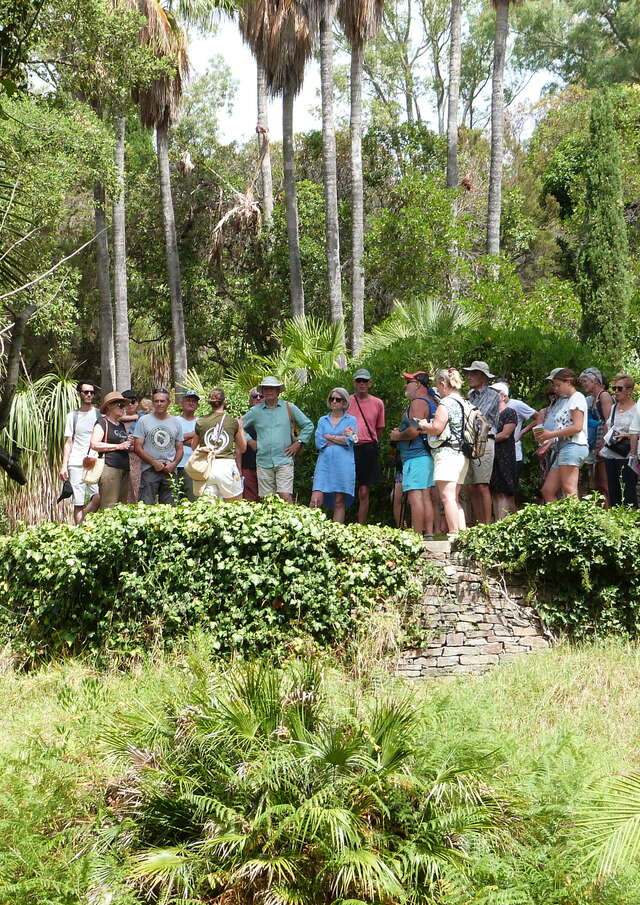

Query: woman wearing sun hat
left=89, top=391, right=133, bottom=508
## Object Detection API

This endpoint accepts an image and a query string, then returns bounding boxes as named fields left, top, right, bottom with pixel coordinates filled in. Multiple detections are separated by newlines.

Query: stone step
left=423, top=540, right=451, bottom=555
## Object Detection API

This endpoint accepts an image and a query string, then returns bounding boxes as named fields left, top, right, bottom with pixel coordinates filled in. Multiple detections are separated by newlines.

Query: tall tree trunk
left=257, top=62, right=274, bottom=222
left=93, top=180, right=115, bottom=394
left=446, top=0, right=462, bottom=189
left=156, top=120, right=188, bottom=390
left=320, top=4, right=343, bottom=328
left=486, top=0, right=510, bottom=256
left=113, top=115, right=131, bottom=389
left=0, top=303, right=36, bottom=433
left=282, top=86, right=305, bottom=318
left=350, top=41, right=365, bottom=356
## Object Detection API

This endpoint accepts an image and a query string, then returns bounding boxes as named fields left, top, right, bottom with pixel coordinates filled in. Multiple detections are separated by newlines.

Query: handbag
left=82, top=418, right=107, bottom=484
left=604, top=404, right=631, bottom=457
left=185, top=446, right=217, bottom=481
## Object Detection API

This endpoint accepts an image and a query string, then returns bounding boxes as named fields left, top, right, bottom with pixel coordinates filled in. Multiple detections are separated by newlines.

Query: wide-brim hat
left=462, top=360, right=495, bottom=379
left=100, top=391, right=128, bottom=413
left=259, top=376, right=284, bottom=390
left=57, top=479, right=73, bottom=503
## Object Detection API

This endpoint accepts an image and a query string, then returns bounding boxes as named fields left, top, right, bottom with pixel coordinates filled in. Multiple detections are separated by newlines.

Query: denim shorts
left=551, top=442, right=589, bottom=468
left=402, top=455, right=434, bottom=491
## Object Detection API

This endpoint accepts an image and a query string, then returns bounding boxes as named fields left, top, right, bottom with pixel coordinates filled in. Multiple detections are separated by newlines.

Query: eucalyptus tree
left=242, top=0, right=312, bottom=318
left=112, top=113, right=130, bottom=389
left=486, top=0, right=517, bottom=255
left=135, top=0, right=190, bottom=389
left=338, top=0, right=383, bottom=355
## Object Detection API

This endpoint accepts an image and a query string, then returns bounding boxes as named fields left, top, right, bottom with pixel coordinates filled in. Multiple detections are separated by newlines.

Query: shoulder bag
left=604, top=404, right=631, bottom=457
left=353, top=395, right=378, bottom=446
left=82, top=417, right=107, bottom=484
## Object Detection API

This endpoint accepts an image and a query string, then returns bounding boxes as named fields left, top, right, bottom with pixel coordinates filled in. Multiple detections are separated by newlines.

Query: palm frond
left=577, top=772, right=640, bottom=876
left=328, top=848, right=404, bottom=900
left=362, top=297, right=480, bottom=355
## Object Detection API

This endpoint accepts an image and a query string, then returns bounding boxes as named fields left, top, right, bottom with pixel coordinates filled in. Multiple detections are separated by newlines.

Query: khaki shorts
left=465, top=438, right=495, bottom=485
left=201, top=459, right=243, bottom=500
left=433, top=450, right=469, bottom=484
left=257, top=462, right=294, bottom=497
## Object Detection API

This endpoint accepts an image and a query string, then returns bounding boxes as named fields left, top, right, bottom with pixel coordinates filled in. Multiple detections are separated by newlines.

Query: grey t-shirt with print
left=133, top=414, right=184, bottom=471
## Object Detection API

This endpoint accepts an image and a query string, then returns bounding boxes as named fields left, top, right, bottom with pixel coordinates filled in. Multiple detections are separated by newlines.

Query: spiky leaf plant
left=362, top=297, right=480, bottom=356
left=98, top=659, right=513, bottom=904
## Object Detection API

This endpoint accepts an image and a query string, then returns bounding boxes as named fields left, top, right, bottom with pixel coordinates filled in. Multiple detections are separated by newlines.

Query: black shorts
left=354, top=441, right=381, bottom=487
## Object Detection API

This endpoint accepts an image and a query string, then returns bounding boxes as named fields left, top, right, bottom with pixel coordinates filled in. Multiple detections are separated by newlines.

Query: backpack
left=413, top=395, right=438, bottom=455
left=454, top=398, right=490, bottom=461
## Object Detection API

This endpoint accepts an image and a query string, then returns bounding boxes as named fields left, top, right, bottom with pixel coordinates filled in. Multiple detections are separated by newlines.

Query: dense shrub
left=0, top=498, right=425, bottom=662
left=98, top=658, right=512, bottom=904
left=457, top=496, right=640, bottom=638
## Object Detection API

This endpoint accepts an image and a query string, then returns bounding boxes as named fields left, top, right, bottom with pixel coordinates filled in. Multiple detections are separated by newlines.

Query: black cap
left=121, top=389, right=137, bottom=400
left=57, top=479, right=73, bottom=503
left=182, top=390, right=200, bottom=399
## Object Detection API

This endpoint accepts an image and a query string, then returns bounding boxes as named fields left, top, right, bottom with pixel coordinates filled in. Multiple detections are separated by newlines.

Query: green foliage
left=98, top=658, right=512, bottom=904
left=457, top=497, right=640, bottom=639
left=576, top=91, right=631, bottom=359
left=578, top=771, right=640, bottom=878
left=0, top=498, right=425, bottom=663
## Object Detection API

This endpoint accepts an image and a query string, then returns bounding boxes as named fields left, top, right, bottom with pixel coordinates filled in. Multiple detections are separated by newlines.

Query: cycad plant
left=577, top=772, right=640, bottom=877
left=362, top=296, right=480, bottom=355
left=98, top=659, right=512, bottom=904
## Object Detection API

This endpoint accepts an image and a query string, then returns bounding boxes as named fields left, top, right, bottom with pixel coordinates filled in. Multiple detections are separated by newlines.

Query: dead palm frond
left=136, top=0, right=190, bottom=130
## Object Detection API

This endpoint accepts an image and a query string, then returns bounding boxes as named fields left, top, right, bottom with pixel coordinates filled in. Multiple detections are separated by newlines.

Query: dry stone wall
left=397, top=544, right=551, bottom=678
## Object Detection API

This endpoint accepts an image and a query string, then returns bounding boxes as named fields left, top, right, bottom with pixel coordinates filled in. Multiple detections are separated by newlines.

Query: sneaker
left=423, top=534, right=433, bottom=542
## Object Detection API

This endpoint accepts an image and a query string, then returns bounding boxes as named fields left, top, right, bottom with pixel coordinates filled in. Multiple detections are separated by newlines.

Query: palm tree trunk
left=282, top=86, right=305, bottom=318
left=257, top=62, right=274, bottom=222
left=320, top=4, right=343, bottom=327
left=350, top=41, right=365, bottom=356
left=113, top=116, right=131, bottom=389
left=486, top=0, right=510, bottom=256
left=93, top=180, right=115, bottom=394
left=156, top=119, right=188, bottom=390
left=446, top=0, right=462, bottom=189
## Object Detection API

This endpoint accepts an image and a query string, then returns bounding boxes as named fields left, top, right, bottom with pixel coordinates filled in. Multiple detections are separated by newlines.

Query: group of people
left=61, top=361, right=640, bottom=536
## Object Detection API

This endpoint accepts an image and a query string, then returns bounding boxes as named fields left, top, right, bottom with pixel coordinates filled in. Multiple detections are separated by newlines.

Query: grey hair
left=327, top=386, right=350, bottom=409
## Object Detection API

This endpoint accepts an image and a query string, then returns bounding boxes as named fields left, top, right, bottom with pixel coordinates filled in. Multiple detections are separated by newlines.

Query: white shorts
left=201, top=459, right=243, bottom=500
left=68, top=465, right=98, bottom=506
left=433, top=451, right=469, bottom=484
left=257, top=462, right=294, bottom=497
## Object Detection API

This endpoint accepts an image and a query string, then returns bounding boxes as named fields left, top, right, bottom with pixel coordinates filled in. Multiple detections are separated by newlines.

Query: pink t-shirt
left=347, top=394, right=385, bottom=443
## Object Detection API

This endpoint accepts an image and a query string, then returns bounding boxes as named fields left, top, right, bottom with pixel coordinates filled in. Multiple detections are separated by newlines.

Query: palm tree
left=93, top=180, right=116, bottom=393
left=486, top=0, right=515, bottom=256
left=256, top=62, right=274, bottom=221
left=241, top=0, right=312, bottom=318
left=112, top=114, right=131, bottom=389
left=446, top=0, right=462, bottom=189
left=338, top=0, right=383, bottom=356
left=135, top=0, right=190, bottom=390
left=363, top=296, right=480, bottom=353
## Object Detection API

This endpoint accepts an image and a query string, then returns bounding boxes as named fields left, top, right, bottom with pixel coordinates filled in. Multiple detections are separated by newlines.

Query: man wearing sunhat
left=462, top=360, right=499, bottom=525
left=242, top=377, right=314, bottom=502
left=347, top=368, right=385, bottom=524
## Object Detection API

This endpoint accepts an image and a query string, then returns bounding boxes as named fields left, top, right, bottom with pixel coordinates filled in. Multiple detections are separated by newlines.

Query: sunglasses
left=80, top=389, right=95, bottom=395
left=250, top=393, right=263, bottom=400
left=329, top=396, right=344, bottom=402
left=613, top=385, right=628, bottom=392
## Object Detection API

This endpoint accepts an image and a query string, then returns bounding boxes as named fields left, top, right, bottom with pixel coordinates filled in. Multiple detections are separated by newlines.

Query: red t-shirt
left=347, top=394, right=385, bottom=444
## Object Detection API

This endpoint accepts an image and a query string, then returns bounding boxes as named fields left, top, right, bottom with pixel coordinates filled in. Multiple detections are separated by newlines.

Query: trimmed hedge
left=0, top=498, right=425, bottom=663
left=457, top=496, right=640, bottom=638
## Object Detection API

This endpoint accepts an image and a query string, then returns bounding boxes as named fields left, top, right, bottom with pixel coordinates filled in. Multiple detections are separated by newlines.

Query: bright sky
left=189, top=20, right=549, bottom=145
left=190, top=22, right=326, bottom=144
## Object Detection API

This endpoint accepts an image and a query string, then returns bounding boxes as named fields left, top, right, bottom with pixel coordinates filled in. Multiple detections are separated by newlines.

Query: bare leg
left=223, top=495, right=243, bottom=502
left=559, top=464, right=580, bottom=497
left=437, top=481, right=459, bottom=534
left=357, top=485, right=369, bottom=524
left=430, top=486, right=442, bottom=534
left=595, top=460, right=610, bottom=506
left=455, top=485, right=467, bottom=530
left=471, top=483, right=492, bottom=524
left=391, top=483, right=403, bottom=527
left=542, top=468, right=562, bottom=502
left=333, top=492, right=346, bottom=523
left=406, top=489, right=425, bottom=535
left=421, top=488, right=434, bottom=535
